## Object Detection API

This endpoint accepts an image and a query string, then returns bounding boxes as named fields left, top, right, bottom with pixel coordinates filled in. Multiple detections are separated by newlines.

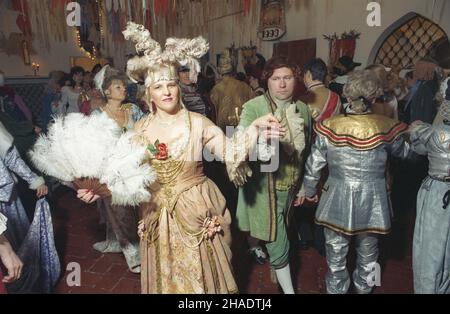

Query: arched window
left=369, top=13, right=449, bottom=69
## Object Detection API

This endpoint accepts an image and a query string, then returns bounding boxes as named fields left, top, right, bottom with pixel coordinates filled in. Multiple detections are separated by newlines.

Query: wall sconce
left=31, top=62, right=40, bottom=76
left=22, top=40, right=31, bottom=65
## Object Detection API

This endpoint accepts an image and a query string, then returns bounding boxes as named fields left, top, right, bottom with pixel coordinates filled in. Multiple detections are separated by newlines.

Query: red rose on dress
left=155, top=143, right=168, bottom=160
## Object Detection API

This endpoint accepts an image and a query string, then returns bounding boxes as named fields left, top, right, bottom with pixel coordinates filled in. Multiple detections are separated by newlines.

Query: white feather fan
left=100, top=131, right=156, bottom=206
left=29, top=113, right=156, bottom=206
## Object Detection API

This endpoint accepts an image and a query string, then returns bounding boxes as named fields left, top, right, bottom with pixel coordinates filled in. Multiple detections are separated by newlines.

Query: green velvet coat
left=236, top=94, right=312, bottom=242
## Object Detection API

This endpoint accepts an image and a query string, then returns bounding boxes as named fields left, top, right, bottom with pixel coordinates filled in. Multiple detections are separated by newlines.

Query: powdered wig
left=344, top=70, right=383, bottom=100
left=365, top=64, right=389, bottom=90
left=344, top=70, right=383, bottom=113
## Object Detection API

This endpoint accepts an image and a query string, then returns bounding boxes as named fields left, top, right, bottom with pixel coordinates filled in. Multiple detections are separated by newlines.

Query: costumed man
left=298, top=70, right=411, bottom=294
left=295, top=58, right=341, bottom=252
left=410, top=96, right=450, bottom=294
left=236, top=57, right=312, bottom=294
left=300, top=58, right=341, bottom=121
left=210, top=49, right=254, bottom=132
left=178, top=66, right=209, bottom=117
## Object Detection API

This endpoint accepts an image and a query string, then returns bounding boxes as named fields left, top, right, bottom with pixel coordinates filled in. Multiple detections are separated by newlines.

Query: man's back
left=300, top=85, right=341, bottom=121
left=210, top=76, right=254, bottom=131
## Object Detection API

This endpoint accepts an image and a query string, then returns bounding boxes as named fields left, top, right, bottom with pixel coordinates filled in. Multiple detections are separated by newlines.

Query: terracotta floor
left=51, top=186, right=414, bottom=294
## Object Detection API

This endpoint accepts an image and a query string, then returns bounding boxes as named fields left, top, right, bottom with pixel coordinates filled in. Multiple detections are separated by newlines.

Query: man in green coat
left=236, top=57, right=312, bottom=293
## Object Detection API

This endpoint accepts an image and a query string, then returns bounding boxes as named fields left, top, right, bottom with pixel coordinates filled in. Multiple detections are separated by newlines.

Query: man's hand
left=294, top=195, right=319, bottom=207
left=77, top=189, right=100, bottom=204
left=252, top=114, right=286, bottom=139
left=0, top=236, right=23, bottom=283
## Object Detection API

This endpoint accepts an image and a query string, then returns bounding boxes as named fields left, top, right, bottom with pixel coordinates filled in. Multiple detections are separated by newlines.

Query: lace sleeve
left=0, top=212, right=7, bottom=235
left=4, top=147, right=44, bottom=190
left=202, top=117, right=264, bottom=186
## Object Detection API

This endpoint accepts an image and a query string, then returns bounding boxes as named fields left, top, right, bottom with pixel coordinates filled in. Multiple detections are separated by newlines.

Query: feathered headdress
left=93, top=65, right=126, bottom=97
left=93, top=65, right=109, bottom=96
left=123, top=22, right=209, bottom=86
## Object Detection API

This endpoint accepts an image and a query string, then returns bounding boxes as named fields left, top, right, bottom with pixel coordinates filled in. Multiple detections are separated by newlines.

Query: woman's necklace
left=104, top=104, right=128, bottom=130
left=153, top=109, right=183, bottom=126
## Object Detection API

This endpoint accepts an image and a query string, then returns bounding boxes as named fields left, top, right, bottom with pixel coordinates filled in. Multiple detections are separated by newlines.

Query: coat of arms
left=258, top=0, right=286, bottom=41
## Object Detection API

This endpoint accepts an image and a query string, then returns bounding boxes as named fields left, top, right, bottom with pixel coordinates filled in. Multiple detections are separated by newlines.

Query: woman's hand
left=0, top=236, right=23, bottom=283
left=407, top=120, right=423, bottom=133
left=36, top=184, right=48, bottom=198
left=34, top=126, right=42, bottom=135
left=410, top=120, right=423, bottom=128
left=77, top=189, right=100, bottom=204
left=137, top=220, right=146, bottom=238
left=251, top=114, right=286, bottom=139
left=294, top=195, right=319, bottom=207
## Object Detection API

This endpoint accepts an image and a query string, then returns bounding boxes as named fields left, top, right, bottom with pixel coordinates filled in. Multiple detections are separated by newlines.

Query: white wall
left=207, top=0, right=450, bottom=68
left=313, top=0, right=450, bottom=68
left=0, top=27, right=87, bottom=78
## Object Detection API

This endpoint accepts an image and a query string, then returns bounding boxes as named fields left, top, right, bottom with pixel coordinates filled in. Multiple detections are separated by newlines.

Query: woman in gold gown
left=80, top=22, right=283, bottom=294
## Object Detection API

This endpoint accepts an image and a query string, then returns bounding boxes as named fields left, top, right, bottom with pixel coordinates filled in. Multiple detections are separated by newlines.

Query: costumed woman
left=297, top=70, right=412, bottom=294
left=79, top=22, right=284, bottom=294
left=82, top=65, right=145, bottom=273
left=0, top=121, right=55, bottom=293
left=410, top=95, right=450, bottom=294
left=53, top=66, right=85, bottom=116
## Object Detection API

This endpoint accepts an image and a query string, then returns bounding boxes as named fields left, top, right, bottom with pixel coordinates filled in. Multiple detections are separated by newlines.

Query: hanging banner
left=258, top=0, right=286, bottom=41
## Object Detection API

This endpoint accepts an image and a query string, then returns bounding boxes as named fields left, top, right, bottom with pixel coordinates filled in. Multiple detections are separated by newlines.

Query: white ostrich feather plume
left=100, top=131, right=157, bottom=206
left=123, top=22, right=209, bottom=84
left=123, top=22, right=161, bottom=58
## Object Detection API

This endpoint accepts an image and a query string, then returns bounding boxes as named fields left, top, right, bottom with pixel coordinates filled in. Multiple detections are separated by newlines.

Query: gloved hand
left=226, top=162, right=253, bottom=187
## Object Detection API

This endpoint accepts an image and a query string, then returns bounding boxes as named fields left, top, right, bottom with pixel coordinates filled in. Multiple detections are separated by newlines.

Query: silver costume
left=410, top=121, right=450, bottom=294
left=303, top=113, right=410, bottom=294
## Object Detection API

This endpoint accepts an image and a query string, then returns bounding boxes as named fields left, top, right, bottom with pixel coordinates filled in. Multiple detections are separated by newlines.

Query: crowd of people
left=0, top=21, right=449, bottom=294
